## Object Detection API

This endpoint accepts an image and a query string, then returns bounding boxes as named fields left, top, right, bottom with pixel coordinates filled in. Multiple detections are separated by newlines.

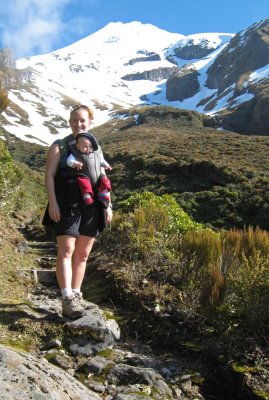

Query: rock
left=107, top=363, right=173, bottom=398
left=125, top=52, right=161, bottom=66
left=86, top=380, right=106, bottom=393
left=40, top=339, right=61, bottom=351
left=206, top=20, right=269, bottom=92
left=67, top=305, right=120, bottom=356
left=69, top=336, right=112, bottom=356
left=0, top=344, right=100, bottom=399
left=173, top=40, right=216, bottom=60
left=122, top=66, right=178, bottom=82
left=112, top=393, right=152, bottom=400
left=15, top=239, right=28, bottom=253
left=46, top=350, right=74, bottom=370
left=202, top=19, right=269, bottom=135
left=66, top=306, right=120, bottom=348
left=166, top=68, right=200, bottom=101
left=81, top=355, right=115, bottom=374
left=219, top=91, right=269, bottom=135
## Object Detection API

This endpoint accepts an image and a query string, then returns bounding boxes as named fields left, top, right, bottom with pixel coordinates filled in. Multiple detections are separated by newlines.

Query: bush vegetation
left=0, top=140, right=21, bottom=209
left=99, top=191, right=269, bottom=339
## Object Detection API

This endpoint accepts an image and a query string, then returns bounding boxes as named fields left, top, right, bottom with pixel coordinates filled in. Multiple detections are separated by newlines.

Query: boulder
left=0, top=344, right=100, bottom=399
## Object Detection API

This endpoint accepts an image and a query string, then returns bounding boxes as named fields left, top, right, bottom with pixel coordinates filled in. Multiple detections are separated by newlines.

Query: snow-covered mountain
left=1, top=19, right=268, bottom=145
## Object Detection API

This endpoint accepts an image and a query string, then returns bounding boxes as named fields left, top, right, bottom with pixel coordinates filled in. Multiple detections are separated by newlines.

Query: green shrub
left=216, top=228, right=269, bottom=332
left=220, top=227, right=269, bottom=276
left=120, top=191, right=204, bottom=234
left=223, top=251, right=269, bottom=332
left=170, top=228, right=223, bottom=310
left=0, top=140, right=21, bottom=210
left=101, top=194, right=269, bottom=335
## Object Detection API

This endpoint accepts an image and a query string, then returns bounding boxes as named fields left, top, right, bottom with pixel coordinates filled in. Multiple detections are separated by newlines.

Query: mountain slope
left=0, top=21, right=232, bottom=145
left=0, top=19, right=269, bottom=145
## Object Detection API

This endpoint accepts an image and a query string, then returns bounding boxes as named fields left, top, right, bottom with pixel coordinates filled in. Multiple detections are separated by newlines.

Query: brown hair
left=70, top=104, right=94, bottom=120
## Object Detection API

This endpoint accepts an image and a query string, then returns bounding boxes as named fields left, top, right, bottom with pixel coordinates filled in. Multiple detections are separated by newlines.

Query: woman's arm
left=45, top=143, right=61, bottom=222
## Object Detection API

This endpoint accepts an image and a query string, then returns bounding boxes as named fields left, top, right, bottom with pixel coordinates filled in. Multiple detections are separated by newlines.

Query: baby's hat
left=76, top=132, right=98, bottom=151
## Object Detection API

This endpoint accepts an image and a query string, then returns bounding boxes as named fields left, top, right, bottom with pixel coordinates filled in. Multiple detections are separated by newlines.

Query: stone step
left=28, top=241, right=56, bottom=250
left=16, top=269, right=56, bottom=285
left=32, top=269, right=57, bottom=285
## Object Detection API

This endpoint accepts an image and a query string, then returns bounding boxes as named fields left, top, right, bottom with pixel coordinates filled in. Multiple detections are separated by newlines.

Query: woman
left=44, top=105, right=113, bottom=318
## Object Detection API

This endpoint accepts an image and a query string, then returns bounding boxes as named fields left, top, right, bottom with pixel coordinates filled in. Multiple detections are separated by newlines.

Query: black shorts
left=42, top=173, right=107, bottom=237
left=43, top=200, right=106, bottom=238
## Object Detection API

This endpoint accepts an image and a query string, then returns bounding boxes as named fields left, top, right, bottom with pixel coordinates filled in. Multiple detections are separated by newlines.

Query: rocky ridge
left=166, top=19, right=269, bottom=135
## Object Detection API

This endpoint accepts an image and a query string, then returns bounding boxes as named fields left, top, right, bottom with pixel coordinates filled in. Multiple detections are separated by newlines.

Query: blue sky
left=0, top=0, right=268, bottom=59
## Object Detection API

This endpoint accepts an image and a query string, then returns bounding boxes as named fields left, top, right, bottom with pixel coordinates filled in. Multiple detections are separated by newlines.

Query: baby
left=67, top=133, right=112, bottom=208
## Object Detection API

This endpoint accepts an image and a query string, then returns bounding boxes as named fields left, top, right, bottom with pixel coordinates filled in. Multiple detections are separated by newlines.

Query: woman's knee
left=57, top=236, right=76, bottom=259
left=73, top=248, right=89, bottom=263
left=73, top=237, right=95, bottom=263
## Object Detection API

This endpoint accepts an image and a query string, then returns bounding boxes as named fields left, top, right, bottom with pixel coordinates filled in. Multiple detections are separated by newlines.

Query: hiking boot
left=73, top=292, right=97, bottom=311
left=62, top=295, right=86, bottom=319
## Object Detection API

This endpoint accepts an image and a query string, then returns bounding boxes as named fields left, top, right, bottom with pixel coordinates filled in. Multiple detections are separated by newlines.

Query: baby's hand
left=73, top=161, right=83, bottom=170
left=105, top=165, right=112, bottom=171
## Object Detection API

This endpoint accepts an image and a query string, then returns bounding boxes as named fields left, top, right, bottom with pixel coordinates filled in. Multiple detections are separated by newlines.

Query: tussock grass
left=98, top=192, right=269, bottom=339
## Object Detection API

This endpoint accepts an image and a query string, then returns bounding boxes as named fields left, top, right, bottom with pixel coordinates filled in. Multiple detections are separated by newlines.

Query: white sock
left=72, top=288, right=81, bottom=295
left=61, top=288, right=73, bottom=298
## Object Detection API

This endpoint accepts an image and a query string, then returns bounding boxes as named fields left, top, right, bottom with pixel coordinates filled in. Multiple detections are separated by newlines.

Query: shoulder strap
left=54, top=134, right=76, bottom=170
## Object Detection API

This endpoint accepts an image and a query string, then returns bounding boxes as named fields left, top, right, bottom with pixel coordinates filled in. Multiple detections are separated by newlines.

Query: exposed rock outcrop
left=173, top=40, right=216, bottom=60
left=0, top=344, right=100, bottom=400
left=166, top=68, right=200, bottom=101
left=198, top=19, right=269, bottom=134
left=206, top=19, right=269, bottom=92
left=124, top=52, right=161, bottom=66
left=122, top=66, right=178, bottom=82
left=217, top=86, right=269, bottom=135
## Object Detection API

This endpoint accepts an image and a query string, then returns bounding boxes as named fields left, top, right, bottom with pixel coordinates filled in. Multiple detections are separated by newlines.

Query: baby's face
left=76, top=137, right=93, bottom=154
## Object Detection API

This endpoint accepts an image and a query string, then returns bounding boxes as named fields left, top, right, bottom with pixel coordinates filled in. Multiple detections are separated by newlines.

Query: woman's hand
left=105, top=206, right=113, bottom=224
left=48, top=200, right=61, bottom=223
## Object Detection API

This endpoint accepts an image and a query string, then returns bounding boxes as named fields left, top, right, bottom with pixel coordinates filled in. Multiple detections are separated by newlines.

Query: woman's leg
left=71, top=235, right=95, bottom=290
left=56, top=235, right=76, bottom=289
left=56, top=235, right=87, bottom=318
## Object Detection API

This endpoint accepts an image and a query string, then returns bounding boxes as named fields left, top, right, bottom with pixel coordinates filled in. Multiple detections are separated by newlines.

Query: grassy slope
left=93, top=106, right=269, bottom=229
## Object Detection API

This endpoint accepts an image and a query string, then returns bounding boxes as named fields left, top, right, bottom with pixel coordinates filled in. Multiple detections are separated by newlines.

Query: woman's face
left=69, top=109, right=92, bottom=135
